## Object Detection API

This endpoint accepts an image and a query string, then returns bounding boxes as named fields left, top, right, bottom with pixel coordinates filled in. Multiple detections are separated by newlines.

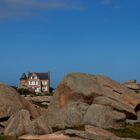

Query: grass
left=52, top=124, right=140, bottom=139
left=0, top=135, right=19, bottom=140
left=108, top=125, right=140, bottom=139
left=45, top=93, right=53, bottom=96
left=1, top=125, right=140, bottom=139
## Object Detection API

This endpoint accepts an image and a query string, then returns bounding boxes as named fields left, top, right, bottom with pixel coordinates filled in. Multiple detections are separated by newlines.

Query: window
left=42, top=81, right=47, bottom=85
left=41, top=81, right=45, bottom=85
left=36, top=81, right=38, bottom=85
left=35, top=88, right=40, bottom=92
left=31, top=75, right=37, bottom=79
left=32, top=81, right=35, bottom=85
left=45, top=87, right=48, bottom=91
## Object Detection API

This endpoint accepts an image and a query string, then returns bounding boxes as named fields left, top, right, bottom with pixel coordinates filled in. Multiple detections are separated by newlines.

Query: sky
left=0, top=0, right=140, bottom=88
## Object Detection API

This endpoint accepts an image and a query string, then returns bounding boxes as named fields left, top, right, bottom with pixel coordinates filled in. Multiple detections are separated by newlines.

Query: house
left=19, top=72, right=50, bottom=93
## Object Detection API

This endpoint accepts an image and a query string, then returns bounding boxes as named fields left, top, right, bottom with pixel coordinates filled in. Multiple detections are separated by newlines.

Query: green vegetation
left=45, top=92, right=53, bottom=96
left=32, top=101, right=49, bottom=108
left=17, top=88, right=53, bottom=97
left=17, top=88, right=35, bottom=95
left=52, top=125, right=85, bottom=132
left=108, top=125, right=140, bottom=139
left=53, top=125, right=140, bottom=139
left=11, top=86, right=54, bottom=96
left=0, top=135, right=18, bottom=140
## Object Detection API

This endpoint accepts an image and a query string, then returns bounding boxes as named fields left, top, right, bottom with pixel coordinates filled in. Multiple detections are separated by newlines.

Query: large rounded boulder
left=58, top=73, right=140, bottom=118
left=4, top=109, right=51, bottom=137
left=43, top=73, right=140, bottom=129
left=0, top=83, right=39, bottom=119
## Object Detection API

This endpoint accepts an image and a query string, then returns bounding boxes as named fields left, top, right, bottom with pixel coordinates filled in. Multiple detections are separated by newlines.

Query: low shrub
left=108, top=125, right=140, bottom=139
left=0, top=135, right=18, bottom=140
left=52, top=125, right=85, bottom=132
left=17, top=88, right=35, bottom=95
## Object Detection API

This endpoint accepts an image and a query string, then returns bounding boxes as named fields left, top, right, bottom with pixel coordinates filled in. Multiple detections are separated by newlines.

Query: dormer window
left=31, top=76, right=37, bottom=79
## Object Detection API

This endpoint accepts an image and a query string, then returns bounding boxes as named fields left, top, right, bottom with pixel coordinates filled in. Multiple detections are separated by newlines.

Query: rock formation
left=0, top=83, right=39, bottom=119
left=42, top=73, right=140, bottom=129
left=2, top=73, right=140, bottom=140
left=4, top=109, right=52, bottom=137
left=0, top=83, right=40, bottom=135
left=19, top=125, right=138, bottom=140
left=123, top=80, right=140, bottom=93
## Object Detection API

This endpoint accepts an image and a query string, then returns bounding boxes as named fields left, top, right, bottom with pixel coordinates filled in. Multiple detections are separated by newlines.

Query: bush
left=108, top=125, right=140, bottom=139
left=52, top=125, right=85, bottom=132
left=17, top=88, right=35, bottom=95
left=0, top=135, right=18, bottom=140
left=45, top=92, right=53, bottom=96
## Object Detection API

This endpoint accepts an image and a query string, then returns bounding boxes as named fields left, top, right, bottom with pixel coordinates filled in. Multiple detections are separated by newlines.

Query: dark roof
left=20, top=73, right=27, bottom=80
left=28, top=72, right=50, bottom=80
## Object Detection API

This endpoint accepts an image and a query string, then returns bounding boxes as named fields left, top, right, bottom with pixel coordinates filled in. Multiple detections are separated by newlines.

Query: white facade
left=20, top=72, right=50, bottom=93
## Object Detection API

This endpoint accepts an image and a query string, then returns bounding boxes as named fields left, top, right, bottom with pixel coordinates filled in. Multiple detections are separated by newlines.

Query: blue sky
left=0, top=0, right=140, bottom=87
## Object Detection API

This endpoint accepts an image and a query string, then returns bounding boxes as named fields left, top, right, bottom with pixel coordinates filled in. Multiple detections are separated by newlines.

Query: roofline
left=27, top=72, right=50, bottom=80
